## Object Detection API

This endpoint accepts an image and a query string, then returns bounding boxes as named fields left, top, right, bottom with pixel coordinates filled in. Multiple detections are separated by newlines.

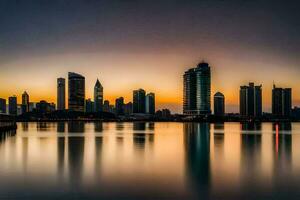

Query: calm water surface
left=0, top=122, right=300, bottom=199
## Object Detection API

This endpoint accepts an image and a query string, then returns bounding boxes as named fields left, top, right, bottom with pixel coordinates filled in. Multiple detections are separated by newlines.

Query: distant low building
left=9, top=96, right=17, bottom=115
left=36, top=100, right=55, bottom=113
left=115, top=97, right=124, bottom=115
left=124, top=102, right=133, bottom=116
left=103, top=100, right=110, bottom=112
left=85, top=99, right=94, bottom=113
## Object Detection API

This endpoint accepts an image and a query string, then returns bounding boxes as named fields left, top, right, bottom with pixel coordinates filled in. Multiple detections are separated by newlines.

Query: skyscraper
left=133, top=89, right=146, bottom=113
left=22, top=91, right=29, bottom=113
left=183, top=62, right=211, bottom=115
left=272, top=84, right=292, bottom=117
left=68, top=72, right=85, bottom=112
left=57, top=78, right=65, bottom=110
left=146, top=92, right=155, bottom=114
left=94, top=79, right=103, bottom=112
left=214, top=92, right=225, bottom=116
left=0, top=98, right=6, bottom=114
left=115, top=97, right=124, bottom=115
left=8, top=96, right=17, bottom=115
left=239, top=83, right=262, bottom=117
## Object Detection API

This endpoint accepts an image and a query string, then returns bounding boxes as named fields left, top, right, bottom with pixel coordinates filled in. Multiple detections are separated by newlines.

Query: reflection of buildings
left=133, top=122, right=154, bottom=152
left=241, top=122, right=262, bottom=131
left=37, top=122, right=49, bottom=131
left=68, top=137, right=84, bottom=187
left=68, top=122, right=85, bottom=133
left=57, top=122, right=65, bottom=133
left=94, top=122, right=103, bottom=132
left=133, top=122, right=146, bottom=131
left=57, top=137, right=65, bottom=178
left=184, top=123, right=210, bottom=197
left=22, top=122, right=29, bottom=131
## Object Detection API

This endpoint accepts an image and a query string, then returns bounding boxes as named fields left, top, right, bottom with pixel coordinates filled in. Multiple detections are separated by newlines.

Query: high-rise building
left=133, top=89, right=146, bottom=113
left=272, top=84, right=292, bottom=117
left=183, top=62, right=211, bottom=115
left=115, top=97, right=124, bottom=115
left=239, top=83, right=262, bottom=117
left=8, top=96, right=17, bottom=115
left=94, top=79, right=103, bottom=112
left=146, top=92, right=155, bottom=114
left=85, top=99, right=94, bottom=113
left=57, top=78, right=65, bottom=110
left=0, top=98, right=6, bottom=114
left=214, top=92, right=225, bottom=116
left=68, top=72, right=85, bottom=112
left=22, top=91, right=29, bottom=113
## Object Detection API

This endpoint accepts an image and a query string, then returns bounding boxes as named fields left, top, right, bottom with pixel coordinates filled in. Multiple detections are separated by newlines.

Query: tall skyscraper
left=68, top=72, right=85, bottom=112
left=133, top=89, right=146, bottom=113
left=0, top=98, right=6, bottom=114
left=115, top=97, right=124, bottom=115
left=214, top=92, right=225, bottom=116
left=272, top=84, right=292, bottom=117
left=8, top=96, right=17, bottom=115
left=146, top=92, right=155, bottom=114
left=183, top=62, right=211, bottom=115
left=239, top=83, right=262, bottom=117
left=22, top=91, right=29, bottom=113
left=57, top=78, right=66, bottom=110
left=94, top=79, right=103, bottom=112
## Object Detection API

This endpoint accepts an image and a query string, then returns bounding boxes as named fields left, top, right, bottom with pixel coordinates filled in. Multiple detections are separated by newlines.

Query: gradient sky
left=0, top=0, right=300, bottom=113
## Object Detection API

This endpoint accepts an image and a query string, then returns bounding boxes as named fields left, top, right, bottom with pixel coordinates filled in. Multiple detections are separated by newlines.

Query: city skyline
left=1, top=1, right=300, bottom=113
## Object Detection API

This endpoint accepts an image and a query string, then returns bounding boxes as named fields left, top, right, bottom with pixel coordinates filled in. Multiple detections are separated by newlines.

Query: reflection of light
left=276, top=124, right=279, bottom=157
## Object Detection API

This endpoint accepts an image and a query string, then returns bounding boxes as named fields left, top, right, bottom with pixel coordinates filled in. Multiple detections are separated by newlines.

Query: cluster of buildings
left=183, top=62, right=293, bottom=118
left=0, top=72, right=157, bottom=117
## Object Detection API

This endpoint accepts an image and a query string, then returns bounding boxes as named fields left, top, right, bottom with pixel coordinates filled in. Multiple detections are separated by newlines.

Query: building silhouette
left=8, top=96, right=17, bottom=115
left=36, top=100, right=55, bottom=113
left=68, top=72, right=85, bottom=112
left=124, top=102, right=133, bottom=116
left=0, top=98, right=6, bottom=114
left=85, top=99, right=94, bottom=113
left=22, top=91, right=29, bottom=113
left=103, top=100, right=110, bottom=112
left=240, top=83, right=262, bottom=117
left=115, top=97, right=124, bottom=115
left=183, top=62, right=211, bottom=115
left=94, top=79, right=103, bottom=112
left=272, top=84, right=292, bottom=117
left=146, top=92, right=155, bottom=115
left=57, top=78, right=65, bottom=110
left=133, top=89, right=146, bottom=113
left=214, top=92, right=225, bottom=116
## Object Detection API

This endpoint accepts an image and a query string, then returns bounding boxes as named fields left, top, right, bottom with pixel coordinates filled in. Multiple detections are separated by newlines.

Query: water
left=0, top=122, right=300, bottom=199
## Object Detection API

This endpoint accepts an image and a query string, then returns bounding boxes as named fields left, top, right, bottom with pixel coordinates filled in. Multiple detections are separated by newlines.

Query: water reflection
left=184, top=123, right=210, bottom=198
left=0, top=122, right=300, bottom=199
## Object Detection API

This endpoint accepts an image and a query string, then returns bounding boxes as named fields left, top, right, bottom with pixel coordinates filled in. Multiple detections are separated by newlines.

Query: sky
left=0, top=0, right=300, bottom=113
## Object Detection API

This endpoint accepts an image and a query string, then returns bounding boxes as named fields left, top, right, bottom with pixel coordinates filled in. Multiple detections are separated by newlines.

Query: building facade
left=0, top=98, right=6, bottom=114
left=146, top=92, right=155, bottom=115
left=239, top=83, right=262, bottom=117
left=183, top=62, right=211, bottom=115
left=94, top=79, right=103, bottom=112
left=85, top=99, right=94, bottom=113
left=57, top=78, right=65, bottom=110
left=133, top=89, right=146, bottom=113
left=103, top=100, right=110, bottom=112
left=68, top=72, right=85, bottom=112
left=272, top=84, right=292, bottom=117
left=214, top=92, right=225, bottom=116
left=22, top=91, right=30, bottom=113
left=8, top=96, right=17, bottom=115
left=115, top=97, right=124, bottom=115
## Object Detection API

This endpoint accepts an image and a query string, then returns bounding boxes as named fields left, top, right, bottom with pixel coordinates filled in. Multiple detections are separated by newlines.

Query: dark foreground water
left=0, top=122, right=300, bottom=199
